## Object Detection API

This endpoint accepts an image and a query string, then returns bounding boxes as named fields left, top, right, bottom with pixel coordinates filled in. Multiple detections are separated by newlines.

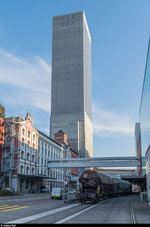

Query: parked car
left=68, top=188, right=76, bottom=194
left=1, top=187, right=12, bottom=192
left=40, top=186, right=49, bottom=193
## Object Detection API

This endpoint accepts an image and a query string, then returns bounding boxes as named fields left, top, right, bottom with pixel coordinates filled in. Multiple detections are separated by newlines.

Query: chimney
left=25, top=113, right=31, bottom=121
left=55, top=130, right=68, bottom=144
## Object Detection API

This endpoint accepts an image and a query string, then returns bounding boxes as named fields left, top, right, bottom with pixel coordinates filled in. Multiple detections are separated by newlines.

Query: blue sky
left=0, top=0, right=150, bottom=157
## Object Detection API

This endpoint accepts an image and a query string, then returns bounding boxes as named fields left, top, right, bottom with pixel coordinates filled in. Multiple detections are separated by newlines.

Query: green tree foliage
left=0, top=104, right=5, bottom=118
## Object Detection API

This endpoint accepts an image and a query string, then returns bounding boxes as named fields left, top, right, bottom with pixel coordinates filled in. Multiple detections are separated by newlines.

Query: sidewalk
left=133, top=195, right=150, bottom=223
left=0, top=192, right=50, bottom=200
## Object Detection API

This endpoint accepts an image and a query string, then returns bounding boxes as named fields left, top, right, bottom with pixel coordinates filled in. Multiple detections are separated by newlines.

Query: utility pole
left=63, top=143, right=71, bottom=203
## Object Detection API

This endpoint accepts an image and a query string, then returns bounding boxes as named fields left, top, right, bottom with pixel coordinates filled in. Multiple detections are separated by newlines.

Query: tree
left=0, top=104, right=5, bottom=119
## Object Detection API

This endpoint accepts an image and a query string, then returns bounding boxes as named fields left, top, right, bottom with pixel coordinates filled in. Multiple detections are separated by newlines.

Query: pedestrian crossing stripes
left=0, top=205, right=29, bottom=212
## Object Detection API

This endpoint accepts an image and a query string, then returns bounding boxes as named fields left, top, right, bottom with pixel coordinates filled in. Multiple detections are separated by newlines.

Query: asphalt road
left=0, top=193, right=149, bottom=224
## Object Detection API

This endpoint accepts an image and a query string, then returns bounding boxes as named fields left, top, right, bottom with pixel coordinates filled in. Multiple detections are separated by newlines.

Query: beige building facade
left=50, top=11, right=93, bottom=158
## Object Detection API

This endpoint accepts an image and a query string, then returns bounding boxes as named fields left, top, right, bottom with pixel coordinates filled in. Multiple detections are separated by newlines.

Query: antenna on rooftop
left=43, top=120, right=45, bottom=133
left=28, top=103, right=31, bottom=114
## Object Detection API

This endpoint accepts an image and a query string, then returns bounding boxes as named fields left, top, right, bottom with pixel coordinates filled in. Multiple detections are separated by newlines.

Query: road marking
left=6, top=203, right=80, bottom=224
left=0, top=205, right=29, bottom=212
left=55, top=200, right=106, bottom=224
left=0, top=206, right=19, bottom=210
left=1, top=206, right=29, bottom=212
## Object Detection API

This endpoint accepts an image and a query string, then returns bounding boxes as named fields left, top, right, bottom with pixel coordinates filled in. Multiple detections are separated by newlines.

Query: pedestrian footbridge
left=48, top=156, right=140, bottom=168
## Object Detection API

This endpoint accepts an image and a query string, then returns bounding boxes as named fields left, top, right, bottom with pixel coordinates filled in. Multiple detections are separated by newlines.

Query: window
left=21, top=150, right=24, bottom=159
left=33, top=143, right=35, bottom=150
left=20, top=165, right=24, bottom=174
left=33, top=135, right=35, bottom=141
left=27, top=153, right=30, bottom=161
left=32, top=155, right=35, bottom=162
left=22, top=138, right=24, bottom=147
left=22, top=128, right=25, bottom=136
left=28, top=131, right=30, bottom=138
left=27, top=140, right=30, bottom=148
left=32, top=168, right=34, bottom=175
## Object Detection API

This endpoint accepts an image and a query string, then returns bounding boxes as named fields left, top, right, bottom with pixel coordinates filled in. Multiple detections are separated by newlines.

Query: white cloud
left=0, top=48, right=51, bottom=112
left=92, top=103, right=134, bottom=138
left=0, top=47, right=135, bottom=139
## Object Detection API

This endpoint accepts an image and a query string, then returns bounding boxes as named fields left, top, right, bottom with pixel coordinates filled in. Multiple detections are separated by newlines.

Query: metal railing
left=48, top=156, right=141, bottom=168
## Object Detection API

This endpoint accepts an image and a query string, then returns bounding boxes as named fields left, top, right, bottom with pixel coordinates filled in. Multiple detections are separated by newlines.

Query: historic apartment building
left=1, top=113, right=64, bottom=192
left=2, top=113, right=39, bottom=192
left=1, top=112, right=78, bottom=193
left=50, top=11, right=93, bottom=159
left=54, top=130, right=78, bottom=187
left=38, top=130, right=64, bottom=191
left=55, top=130, right=78, bottom=177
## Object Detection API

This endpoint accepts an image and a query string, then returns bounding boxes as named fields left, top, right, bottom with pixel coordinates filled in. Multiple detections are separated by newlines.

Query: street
left=0, top=194, right=149, bottom=224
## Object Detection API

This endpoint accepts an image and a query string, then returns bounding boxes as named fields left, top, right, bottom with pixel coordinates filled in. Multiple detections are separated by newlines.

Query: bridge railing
left=48, top=156, right=141, bottom=168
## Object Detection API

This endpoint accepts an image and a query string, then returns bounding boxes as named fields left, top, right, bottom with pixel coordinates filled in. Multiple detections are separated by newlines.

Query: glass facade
left=139, top=39, right=150, bottom=174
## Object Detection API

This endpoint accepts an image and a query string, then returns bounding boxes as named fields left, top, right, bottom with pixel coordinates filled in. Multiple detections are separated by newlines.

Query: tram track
left=58, top=196, right=137, bottom=224
left=55, top=199, right=107, bottom=224
left=130, top=200, right=136, bottom=224
left=104, top=205, right=120, bottom=224
left=103, top=196, right=137, bottom=224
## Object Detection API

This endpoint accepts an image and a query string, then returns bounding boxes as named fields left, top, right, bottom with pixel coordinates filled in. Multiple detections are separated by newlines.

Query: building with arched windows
left=2, top=113, right=39, bottom=192
left=38, top=130, right=64, bottom=192
left=1, top=113, right=67, bottom=193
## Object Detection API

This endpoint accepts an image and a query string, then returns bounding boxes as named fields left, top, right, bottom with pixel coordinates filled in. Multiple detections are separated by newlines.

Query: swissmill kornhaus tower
left=50, top=11, right=93, bottom=158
